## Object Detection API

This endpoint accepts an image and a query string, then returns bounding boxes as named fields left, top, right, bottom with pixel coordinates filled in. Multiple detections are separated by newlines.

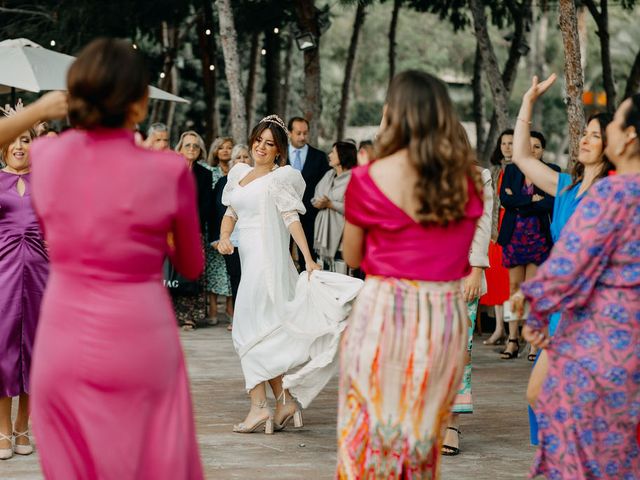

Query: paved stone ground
left=2, top=323, right=537, bottom=479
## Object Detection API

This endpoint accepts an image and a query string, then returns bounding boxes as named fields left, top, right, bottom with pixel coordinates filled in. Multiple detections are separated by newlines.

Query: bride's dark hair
left=248, top=121, right=288, bottom=166
left=376, top=70, right=481, bottom=225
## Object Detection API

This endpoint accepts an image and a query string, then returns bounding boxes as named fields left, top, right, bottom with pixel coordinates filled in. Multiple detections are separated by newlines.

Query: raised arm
left=512, top=75, right=560, bottom=196
left=0, top=92, right=68, bottom=144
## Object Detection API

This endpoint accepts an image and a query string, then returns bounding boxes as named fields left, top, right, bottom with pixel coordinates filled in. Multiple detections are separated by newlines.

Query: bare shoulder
left=369, top=151, right=416, bottom=190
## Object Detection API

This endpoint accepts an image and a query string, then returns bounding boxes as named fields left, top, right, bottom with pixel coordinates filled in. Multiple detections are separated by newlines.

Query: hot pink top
left=345, top=164, right=483, bottom=281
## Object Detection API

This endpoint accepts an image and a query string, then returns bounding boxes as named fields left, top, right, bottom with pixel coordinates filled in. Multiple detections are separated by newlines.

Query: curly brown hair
left=376, top=70, right=481, bottom=225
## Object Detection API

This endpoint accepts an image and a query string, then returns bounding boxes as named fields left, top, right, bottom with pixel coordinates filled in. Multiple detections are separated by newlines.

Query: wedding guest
left=146, top=122, right=170, bottom=150
left=358, top=139, right=374, bottom=165
left=338, top=70, right=483, bottom=478
left=174, top=130, right=213, bottom=330
left=480, top=130, right=513, bottom=347
left=0, top=91, right=67, bottom=146
left=510, top=74, right=614, bottom=446
left=311, top=141, right=357, bottom=271
left=497, top=130, right=559, bottom=359
left=519, top=93, right=640, bottom=480
left=29, top=37, right=204, bottom=479
left=201, top=137, right=234, bottom=324
left=287, top=117, right=330, bottom=270
left=0, top=123, right=48, bottom=460
left=443, top=125, right=493, bottom=457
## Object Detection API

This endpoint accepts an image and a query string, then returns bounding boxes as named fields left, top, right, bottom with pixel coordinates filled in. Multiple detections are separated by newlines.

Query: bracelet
left=517, top=117, right=532, bottom=126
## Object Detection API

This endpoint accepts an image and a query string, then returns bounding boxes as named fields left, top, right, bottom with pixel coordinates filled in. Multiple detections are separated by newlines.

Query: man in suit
left=287, top=117, right=330, bottom=270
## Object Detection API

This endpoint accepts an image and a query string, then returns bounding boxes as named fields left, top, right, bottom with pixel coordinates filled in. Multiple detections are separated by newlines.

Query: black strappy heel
left=500, top=338, right=520, bottom=360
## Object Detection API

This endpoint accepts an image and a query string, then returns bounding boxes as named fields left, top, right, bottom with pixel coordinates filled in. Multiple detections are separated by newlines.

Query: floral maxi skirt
left=337, top=276, right=469, bottom=479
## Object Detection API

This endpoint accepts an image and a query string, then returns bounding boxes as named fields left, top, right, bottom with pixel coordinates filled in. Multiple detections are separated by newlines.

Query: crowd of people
left=0, top=37, right=638, bottom=480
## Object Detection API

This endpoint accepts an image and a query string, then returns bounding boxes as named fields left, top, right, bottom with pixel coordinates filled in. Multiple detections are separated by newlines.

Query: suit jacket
left=497, top=162, right=560, bottom=247
left=289, top=145, right=330, bottom=232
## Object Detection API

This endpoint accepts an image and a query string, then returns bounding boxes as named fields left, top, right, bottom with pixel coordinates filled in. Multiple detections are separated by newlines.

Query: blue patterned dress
left=521, top=174, right=640, bottom=479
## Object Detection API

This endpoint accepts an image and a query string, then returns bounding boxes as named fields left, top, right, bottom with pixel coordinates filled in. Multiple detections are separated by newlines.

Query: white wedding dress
left=222, top=163, right=362, bottom=408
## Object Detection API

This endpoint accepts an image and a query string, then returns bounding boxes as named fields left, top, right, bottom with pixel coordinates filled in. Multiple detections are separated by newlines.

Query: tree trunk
left=265, top=29, right=282, bottom=117
left=388, top=0, right=401, bottom=84
left=472, top=44, right=485, bottom=156
left=469, top=0, right=510, bottom=148
left=583, top=0, right=615, bottom=112
left=478, top=0, right=532, bottom=161
left=280, top=34, right=294, bottom=120
left=198, top=0, right=219, bottom=145
left=292, top=0, right=322, bottom=145
left=216, top=0, right=248, bottom=143
left=337, top=2, right=366, bottom=141
left=624, top=47, right=640, bottom=98
left=245, top=31, right=261, bottom=131
left=558, top=0, right=585, bottom=165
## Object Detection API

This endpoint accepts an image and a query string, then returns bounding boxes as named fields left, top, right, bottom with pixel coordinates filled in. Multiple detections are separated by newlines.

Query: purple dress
left=502, top=183, right=552, bottom=268
left=521, top=174, right=640, bottom=479
left=0, top=171, right=48, bottom=397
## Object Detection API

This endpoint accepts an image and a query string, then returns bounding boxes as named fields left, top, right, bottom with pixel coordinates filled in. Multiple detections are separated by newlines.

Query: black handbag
left=163, top=258, right=202, bottom=297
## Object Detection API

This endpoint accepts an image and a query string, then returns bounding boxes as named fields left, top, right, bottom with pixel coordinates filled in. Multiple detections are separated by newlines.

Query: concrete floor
left=1, top=324, right=537, bottom=479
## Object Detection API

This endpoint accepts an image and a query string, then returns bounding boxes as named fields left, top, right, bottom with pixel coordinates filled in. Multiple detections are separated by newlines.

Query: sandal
left=181, top=319, right=196, bottom=331
left=528, top=346, right=538, bottom=362
left=482, top=333, right=505, bottom=346
left=500, top=338, right=519, bottom=360
left=441, top=427, right=461, bottom=456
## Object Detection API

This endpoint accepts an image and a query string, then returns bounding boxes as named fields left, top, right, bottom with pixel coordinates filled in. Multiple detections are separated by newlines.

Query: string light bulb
left=209, top=65, right=215, bottom=71
left=160, top=72, right=166, bottom=79
left=205, top=29, right=211, bottom=36
left=261, top=49, right=267, bottom=56
left=273, top=27, right=279, bottom=34
left=50, top=40, right=56, bottom=47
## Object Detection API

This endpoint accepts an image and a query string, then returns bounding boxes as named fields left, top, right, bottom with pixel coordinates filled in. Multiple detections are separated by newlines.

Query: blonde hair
left=175, top=131, right=207, bottom=163
left=377, top=70, right=481, bottom=225
left=207, top=137, right=234, bottom=167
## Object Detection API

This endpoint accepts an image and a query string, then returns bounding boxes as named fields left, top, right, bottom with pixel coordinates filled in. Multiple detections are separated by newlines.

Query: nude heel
left=293, top=410, right=304, bottom=429
left=265, top=417, right=274, bottom=435
left=0, top=432, right=13, bottom=460
left=13, top=431, right=33, bottom=455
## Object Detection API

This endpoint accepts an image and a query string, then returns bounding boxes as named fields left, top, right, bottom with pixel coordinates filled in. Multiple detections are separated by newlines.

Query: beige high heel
left=232, top=401, right=274, bottom=435
left=0, top=432, right=13, bottom=460
left=13, top=430, right=33, bottom=455
left=274, top=392, right=304, bottom=432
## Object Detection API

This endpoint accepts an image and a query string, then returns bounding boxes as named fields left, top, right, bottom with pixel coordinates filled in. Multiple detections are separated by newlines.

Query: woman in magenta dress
left=337, top=71, right=483, bottom=479
left=29, top=39, right=204, bottom=479
left=0, top=124, right=49, bottom=460
left=521, top=94, right=640, bottom=478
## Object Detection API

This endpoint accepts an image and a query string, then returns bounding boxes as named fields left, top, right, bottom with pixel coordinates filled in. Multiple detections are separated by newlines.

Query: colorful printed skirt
left=337, top=276, right=468, bottom=480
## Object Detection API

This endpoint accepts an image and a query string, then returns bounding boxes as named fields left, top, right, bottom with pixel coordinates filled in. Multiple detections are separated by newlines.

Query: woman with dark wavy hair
left=510, top=74, right=614, bottom=446
left=337, top=70, right=483, bottom=478
left=28, top=38, right=204, bottom=478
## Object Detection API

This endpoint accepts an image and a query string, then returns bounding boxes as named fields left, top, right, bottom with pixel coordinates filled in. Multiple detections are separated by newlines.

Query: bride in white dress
left=217, top=115, right=362, bottom=434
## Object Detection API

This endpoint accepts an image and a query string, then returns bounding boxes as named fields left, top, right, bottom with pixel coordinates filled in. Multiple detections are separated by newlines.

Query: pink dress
left=29, top=129, right=204, bottom=480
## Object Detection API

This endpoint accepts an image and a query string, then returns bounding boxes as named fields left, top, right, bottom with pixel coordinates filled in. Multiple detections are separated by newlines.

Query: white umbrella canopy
left=0, top=38, right=188, bottom=103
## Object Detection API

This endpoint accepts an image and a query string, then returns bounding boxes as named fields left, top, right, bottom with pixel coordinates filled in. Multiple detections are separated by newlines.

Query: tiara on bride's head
left=0, top=99, right=25, bottom=118
left=259, top=114, right=289, bottom=137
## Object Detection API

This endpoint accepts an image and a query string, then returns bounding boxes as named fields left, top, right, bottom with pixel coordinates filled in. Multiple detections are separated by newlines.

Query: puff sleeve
left=268, top=166, right=307, bottom=227
left=222, top=163, right=252, bottom=220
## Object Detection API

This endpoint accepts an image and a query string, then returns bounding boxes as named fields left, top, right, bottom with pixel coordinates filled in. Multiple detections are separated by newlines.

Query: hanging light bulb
left=205, top=29, right=211, bottom=36
left=50, top=40, right=56, bottom=47
left=160, top=72, right=166, bottom=79
left=132, top=44, right=138, bottom=49
left=273, top=27, right=279, bottom=34
left=209, top=65, right=215, bottom=71
left=261, top=49, right=267, bottom=56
